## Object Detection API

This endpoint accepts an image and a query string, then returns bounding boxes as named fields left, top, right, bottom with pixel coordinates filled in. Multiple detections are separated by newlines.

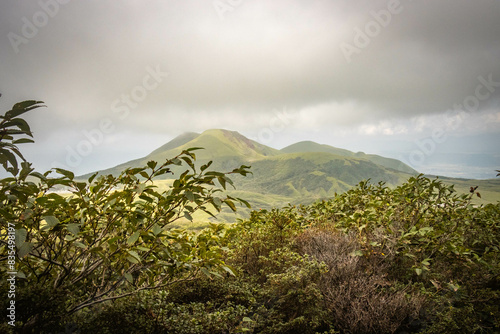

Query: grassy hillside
left=82, top=129, right=416, bottom=186
left=88, top=129, right=281, bottom=177
left=147, top=131, right=200, bottom=156
left=79, top=129, right=499, bottom=225
left=281, top=140, right=417, bottom=174
left=433, top=175, right=500, bottom=205
left=281, top=140, right=354, bottom=156
left=233, top=151, right=414, bottom=198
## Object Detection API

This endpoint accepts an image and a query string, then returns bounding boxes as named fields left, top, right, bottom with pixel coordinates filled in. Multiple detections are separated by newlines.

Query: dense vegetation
left=1, top=101, right=499, bottom=333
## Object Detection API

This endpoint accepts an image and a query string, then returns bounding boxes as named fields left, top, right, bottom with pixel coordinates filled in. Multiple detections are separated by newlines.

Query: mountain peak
left=201, top=128, right=236, bottom=135
left=84, top=128, right=416, bottom=179
left=148, top=132, right=200, bottom=156
left=195, top=129, right=280, bottom=160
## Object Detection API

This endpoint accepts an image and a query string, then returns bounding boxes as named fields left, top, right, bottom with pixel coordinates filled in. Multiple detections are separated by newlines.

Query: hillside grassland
left=84, top=128, right=500, bottom=220
left=439, top=177, right=500, bottom=205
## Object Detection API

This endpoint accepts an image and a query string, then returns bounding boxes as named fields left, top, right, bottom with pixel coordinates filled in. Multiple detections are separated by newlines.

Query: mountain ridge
left=79, top=129, right=499, bottom=221
left=81, top=129, right=416, bottom=198
left=84, top=129, right=417, bottom=178
left=280, top=140, right=417, bottom=174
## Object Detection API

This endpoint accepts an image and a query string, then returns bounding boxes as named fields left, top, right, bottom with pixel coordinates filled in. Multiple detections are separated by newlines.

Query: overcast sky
left=1, top=0, right=499, bottom=178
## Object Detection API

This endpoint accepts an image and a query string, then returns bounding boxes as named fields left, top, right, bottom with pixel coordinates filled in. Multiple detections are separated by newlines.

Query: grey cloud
left=0, top=0, right=499, bottom=175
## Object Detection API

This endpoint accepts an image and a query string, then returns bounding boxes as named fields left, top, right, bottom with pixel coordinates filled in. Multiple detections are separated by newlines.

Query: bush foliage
left=1, top=101, right=499, bottom=333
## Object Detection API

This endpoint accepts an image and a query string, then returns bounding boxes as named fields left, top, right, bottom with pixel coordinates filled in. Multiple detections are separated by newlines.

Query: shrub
left=296, top=228, right=424, bottom=334
left=0, top=101, right=251, bottom=331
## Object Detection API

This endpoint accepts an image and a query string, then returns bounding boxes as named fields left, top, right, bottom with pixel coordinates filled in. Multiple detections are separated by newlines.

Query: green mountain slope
left=147, top=129, right=280, bottom=163
left=80, top=129, right=499, bottom=223
left=281, top=141, right=417, bottom=174
left=233, top=151, right=413, bottom=202
left=148, top=132, right=200, bottom=156
left=92, top=129, right=281, bottom=176
left=281, top=141, right=354, bottom=156
left=83, top=129, right=415, bottom=204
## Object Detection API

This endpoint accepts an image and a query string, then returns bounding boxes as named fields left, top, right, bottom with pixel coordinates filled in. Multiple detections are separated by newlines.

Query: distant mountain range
left=91, top=129, right=417, bottom=174
left=82, top=129, right=500, bottom=220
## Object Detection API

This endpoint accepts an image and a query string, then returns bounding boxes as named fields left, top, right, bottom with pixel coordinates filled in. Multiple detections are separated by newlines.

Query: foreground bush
left=76, top=176, right=500, bottom=333
left=0, top=101, right=251, bottom=332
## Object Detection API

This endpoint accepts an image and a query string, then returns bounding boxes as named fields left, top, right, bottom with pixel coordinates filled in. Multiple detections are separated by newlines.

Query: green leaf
left=17, top=242, right=34, bottom=258
left=75, top=242, right=87, bottom=249
left=171, top=158, right=182, bottom=166
left=221, top=265, right=235, bottom=276
left=66, top=224, right=80, bottom=235
left=184, top=211, right=193, bottom=221
left=185, top=191, right=194, bottom=202
left=55, top=168, right=74, bottom=180
left=152, top=224, right=162, bottom=236
left=210, top=271, right=223, bottom=278
left=200, top=267, right=210, bottom=277
left=15, top=229, right=27, bottom=248
left=421, top=258, right=431, bottom=266
left=225, top=199, right=236, bottom=212
left=124, top=273, right=133, bottom=283
left=236, top=197, right=251, bottom=209
left=217, top=176, right=226, bottom=190
left=12, top=138, right=34, bottom=144
left=88, top=172, right=99, bottom=183
left=41, top=216, right=60, bottom=230
left=127, top=256, right=139, bottom=264
left=415, top=268, right=422, bottom=276
left=30, top=171, right=47, bottom=180
left=127, top=231, right=141, bottom=245
left=107, top=236, right=120, bottom=245
left=147, top=161, right=157, bottom=169
left=7, top=100, right=45, bottom=118
left=139, top=194, right=154, bottom=203
left=7, top=118, right=32, bottom=134
left=0, top=149, right=19, bottom=174
left=185, top=147, right=203, bottom=152
left=200, top=161, right=213, bottom=172
left=127, top=250, right=141, bottom=263
left=181, top=156, right=195, bottom=170
left=212, top=197, right=222, bottom=210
